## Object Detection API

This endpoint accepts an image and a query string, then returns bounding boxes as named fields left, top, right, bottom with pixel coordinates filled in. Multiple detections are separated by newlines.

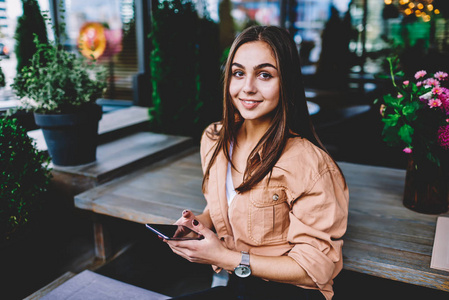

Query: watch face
left=235, top=266, right=251, bottom=278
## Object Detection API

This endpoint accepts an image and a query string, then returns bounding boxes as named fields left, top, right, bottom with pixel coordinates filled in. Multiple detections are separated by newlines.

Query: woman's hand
left=168, top=212, right=316, bottom=287
left=166, top=219, right=239, bottom=268
left=174, top=209, right=196, bottom=228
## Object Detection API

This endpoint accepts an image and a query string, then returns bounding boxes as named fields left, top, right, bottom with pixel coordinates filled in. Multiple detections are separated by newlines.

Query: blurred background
left=1, top=1, right=449, bottom=299
left=2, top=0, right=449, bottom=169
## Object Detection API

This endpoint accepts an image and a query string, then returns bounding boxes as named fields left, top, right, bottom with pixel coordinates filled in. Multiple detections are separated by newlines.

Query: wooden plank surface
left=338, top=162, right=448, bottom=291
left=75, top=152, right=449, bottom=291
left=98, top=106, right=149, bottom=134
left=75, top=147, right=205, bottom=224
left=36, top=270, right=168, bottom=300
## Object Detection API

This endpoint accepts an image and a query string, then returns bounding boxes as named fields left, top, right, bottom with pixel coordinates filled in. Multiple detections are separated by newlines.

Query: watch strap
left=240, top=251, right=250, bottom=266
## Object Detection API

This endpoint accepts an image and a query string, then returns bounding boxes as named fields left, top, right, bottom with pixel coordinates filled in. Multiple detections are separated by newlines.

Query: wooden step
left=51, top=131, right=192, bottom=196
left=31, top=106, right=193, bottom=195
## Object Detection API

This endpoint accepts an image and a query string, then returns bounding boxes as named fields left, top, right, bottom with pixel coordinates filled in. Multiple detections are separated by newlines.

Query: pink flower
left=379, top=104, right=386, bottom=117
left=428, top=99, right=442, bottom=108
left=416, top=81, right=422, bottom=87
left=446, top=118, right=449, bottom=123
left=434, top=71, right=448, bottom=80
left=439, top=88, right=449, bottom=104
left=415, top=70, right=427, bottom=79
left=424, top=78, right=440, bottom=87
left=397, top=93, right=403, bottom=98
left=440, top=87, right=449, bottom=97
left=403, top=80, right=409, bottom=86
left=403, top=147, right=413, bottom=154
left=441, top=97, right=449, bottom=114
left=432, top=87, right=443, bottom=95
left=437, top=125, right=449, bottom=150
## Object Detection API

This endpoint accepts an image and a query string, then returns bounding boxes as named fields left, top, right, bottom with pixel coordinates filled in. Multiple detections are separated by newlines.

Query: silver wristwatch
left=234, top=251, right=251, bottom=278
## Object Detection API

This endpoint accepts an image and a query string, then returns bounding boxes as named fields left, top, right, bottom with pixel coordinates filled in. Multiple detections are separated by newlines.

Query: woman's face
left=229, top=41, right=280, bottom=124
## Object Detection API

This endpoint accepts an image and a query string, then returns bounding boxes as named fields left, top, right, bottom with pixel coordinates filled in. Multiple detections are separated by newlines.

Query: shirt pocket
left=248, top=187, right=290, bottom=245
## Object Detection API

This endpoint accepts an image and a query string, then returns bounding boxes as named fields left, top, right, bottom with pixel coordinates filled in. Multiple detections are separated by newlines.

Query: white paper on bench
left=40, top=270, right=169, bottom=300
left=430, top=215, right=449, bottom=272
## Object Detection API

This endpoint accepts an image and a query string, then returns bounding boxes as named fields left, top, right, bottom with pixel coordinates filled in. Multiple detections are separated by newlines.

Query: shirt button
left=272, top=194, right=279, bottom=201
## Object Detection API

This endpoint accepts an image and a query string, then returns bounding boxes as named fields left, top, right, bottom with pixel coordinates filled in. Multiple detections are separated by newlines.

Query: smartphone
left=145, top=223, right=204, bottom=240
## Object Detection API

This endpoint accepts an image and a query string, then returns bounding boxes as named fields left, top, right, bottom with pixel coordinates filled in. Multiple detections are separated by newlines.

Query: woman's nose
left=243, top=77, right=256, bottom=94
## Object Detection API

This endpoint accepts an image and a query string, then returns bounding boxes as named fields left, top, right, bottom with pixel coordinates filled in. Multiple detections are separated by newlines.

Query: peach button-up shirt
left=200, top=124, right=349, bottom=300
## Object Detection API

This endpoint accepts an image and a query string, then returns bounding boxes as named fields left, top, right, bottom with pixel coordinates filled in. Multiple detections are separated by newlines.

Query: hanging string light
left=384, top=0, right=441, bottom=21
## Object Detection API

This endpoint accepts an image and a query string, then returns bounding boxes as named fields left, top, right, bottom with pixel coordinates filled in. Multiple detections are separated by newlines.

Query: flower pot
left=34, top=104, right=102, bottom=166
left=403, top=156, right=449, bottom=214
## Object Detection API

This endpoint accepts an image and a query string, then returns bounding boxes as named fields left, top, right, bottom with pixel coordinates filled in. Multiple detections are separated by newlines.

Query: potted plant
left=11, top=27, right=107, bottom=166
left=376, top=57, right=449, bottom=214
left=0, top=117, right=52, bottom=242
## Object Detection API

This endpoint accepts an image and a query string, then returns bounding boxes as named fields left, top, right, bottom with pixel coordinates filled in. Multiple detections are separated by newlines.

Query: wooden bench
left=74, top=149, right=449, bottom=292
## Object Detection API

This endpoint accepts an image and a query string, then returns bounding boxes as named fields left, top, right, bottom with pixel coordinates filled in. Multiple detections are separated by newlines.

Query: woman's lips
left=240, top=99, right=262, bottom=109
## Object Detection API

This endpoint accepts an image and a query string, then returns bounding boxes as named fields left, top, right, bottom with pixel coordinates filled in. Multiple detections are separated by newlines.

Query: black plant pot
left=34, top=104, right=103, bottom=166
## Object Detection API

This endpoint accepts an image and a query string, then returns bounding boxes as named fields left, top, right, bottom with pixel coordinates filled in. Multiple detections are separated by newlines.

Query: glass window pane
left=231, top=0, right=281, bottom=29
left=1, top=0, right=22, bottom=104
left=64, top=0, right=137, bottom=101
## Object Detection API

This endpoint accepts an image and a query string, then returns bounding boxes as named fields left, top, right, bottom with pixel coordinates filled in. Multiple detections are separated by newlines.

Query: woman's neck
left=237, top=119, right=272, bottom=148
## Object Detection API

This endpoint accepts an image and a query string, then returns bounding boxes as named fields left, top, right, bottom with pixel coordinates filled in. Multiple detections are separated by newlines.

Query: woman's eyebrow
left=231, top=62, right=277, bottom=71
left=254, top=63, right=277, bottom=70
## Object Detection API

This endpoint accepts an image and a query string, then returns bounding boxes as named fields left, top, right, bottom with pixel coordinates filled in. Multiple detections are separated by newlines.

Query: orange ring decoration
left=78, top=22, right=107, bottom=60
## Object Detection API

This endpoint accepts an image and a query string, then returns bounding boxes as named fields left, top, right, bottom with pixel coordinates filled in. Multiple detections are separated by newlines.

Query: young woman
left=165, top=25, right=349, bottom=300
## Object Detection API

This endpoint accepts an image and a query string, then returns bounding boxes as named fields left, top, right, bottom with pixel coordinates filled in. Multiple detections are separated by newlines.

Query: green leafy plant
left=11, top=12, right=107, bottom=114
left=376, top=57, right=449, bottom=167
left=14, top=0, right=48, bottom=74
left=0, top=117, right=52, bottom=240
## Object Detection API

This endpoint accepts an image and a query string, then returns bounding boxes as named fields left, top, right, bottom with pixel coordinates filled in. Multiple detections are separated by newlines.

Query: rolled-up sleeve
left=287, top=168, right=349, bottom=292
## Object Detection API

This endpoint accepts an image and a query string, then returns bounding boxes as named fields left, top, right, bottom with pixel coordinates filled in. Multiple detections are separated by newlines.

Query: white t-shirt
left=226, top=143, right=237, bottom=205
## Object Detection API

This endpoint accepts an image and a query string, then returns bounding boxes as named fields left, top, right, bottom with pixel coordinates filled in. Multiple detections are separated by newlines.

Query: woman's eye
left=259, top=72, right=273, bottom=80
left=232, top=70, right=244, bottom=78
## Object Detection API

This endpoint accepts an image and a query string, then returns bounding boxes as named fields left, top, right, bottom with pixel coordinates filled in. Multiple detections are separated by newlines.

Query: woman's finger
left=182, top=209, right=196, bottom=219
left=191, top=219, right=214, bottom=239
left=174, top=209, right=197, bottom=226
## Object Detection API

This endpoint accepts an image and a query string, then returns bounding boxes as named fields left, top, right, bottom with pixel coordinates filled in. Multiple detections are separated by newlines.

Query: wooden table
left=340, top=163, right=448, bottom=291
left=74, top=149, right=449, bottom=292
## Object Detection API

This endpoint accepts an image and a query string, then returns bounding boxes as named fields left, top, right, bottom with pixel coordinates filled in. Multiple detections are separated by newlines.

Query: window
left=63, top=0, right=137, bottom=101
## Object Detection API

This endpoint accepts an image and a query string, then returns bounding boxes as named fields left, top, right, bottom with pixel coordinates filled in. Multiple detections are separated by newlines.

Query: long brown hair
left=203, top=26, right=327, bottom=193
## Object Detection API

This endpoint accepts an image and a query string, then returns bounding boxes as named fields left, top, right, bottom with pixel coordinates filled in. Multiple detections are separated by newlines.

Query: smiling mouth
left=241, top=99, right=262, bottom=104
left=239, top=98, right=263, bottom=110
